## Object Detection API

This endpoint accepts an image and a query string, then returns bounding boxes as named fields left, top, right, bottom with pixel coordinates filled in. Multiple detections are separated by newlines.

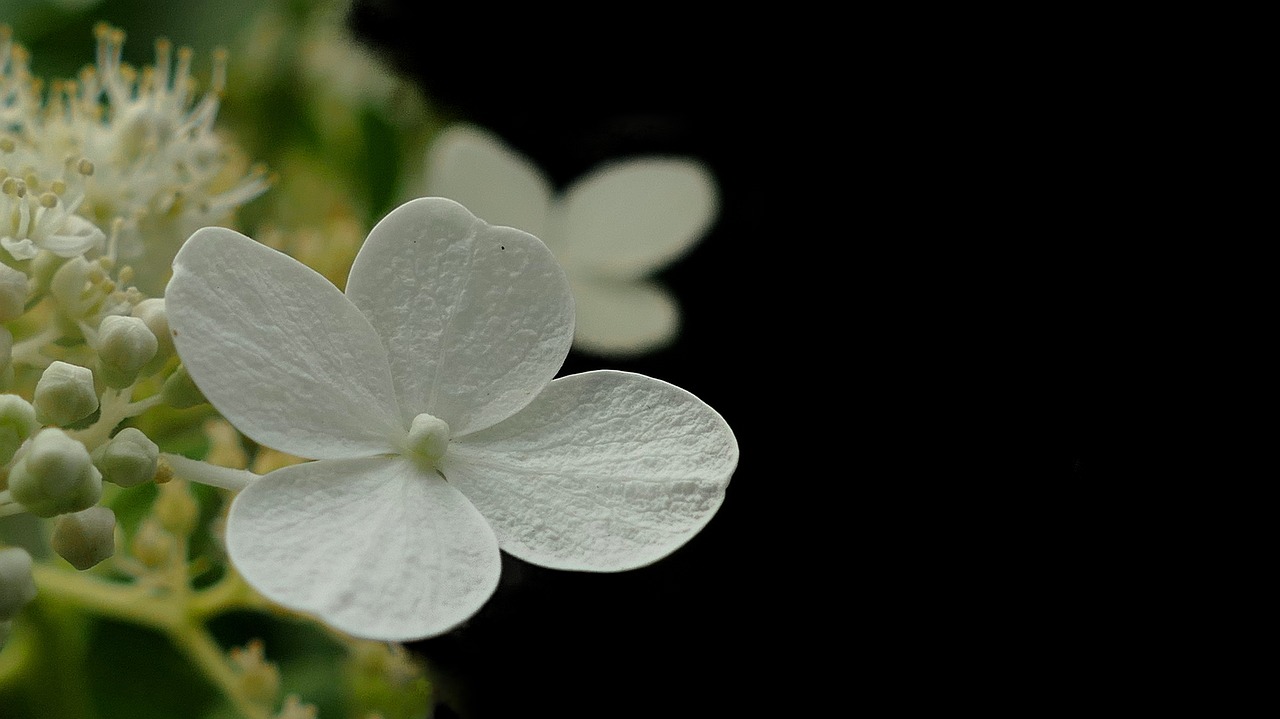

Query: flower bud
left=96, top=315, right=158, bottom=388
left=7, top=428, right=103, bottom=518
left=0, top=547, right=37, bottom=620
left=0, top=262, right=27, bottom=323
left=29, top=250, right=63, bottom=297
left=132, top=298, right=174, bottom=374
left=50, top=255, right=97, bottom=321
left=51, top=506, right=117, bottom=570
left=33, top=361, right=99, bottom=426
left=0, top=393, right=38, bottom=465
left=91, top=427, right=159, bottom=488
left=154, top=478, right=198, bottom=537
left=161, top=364, right=207, bottom=409
left=130, top=518, right=173, bottom=569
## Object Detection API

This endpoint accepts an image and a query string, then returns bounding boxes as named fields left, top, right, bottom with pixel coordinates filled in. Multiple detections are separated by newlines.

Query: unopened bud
left=130, top=518, right=173, bottom=569
left=92, top=427, right=159, bottom=488
left=0, top=263, right=27, bottom=323
left=33, top=361, right=99, bottom=426
left=29, top=250, right=62, bottom=297
left=161, top=365, right=207, bottom=409
left=154, top=478, right=198, bottom=536
left=7, top=428, right=103, bottom=517
left=0, top=547, right=37, bottom=620
left=230, top=639, right=281, bottom=706
left=96, top=315, right=158, bottom=388
left=50, top=256, right=96, bottom=320
left=0, top=393, right=38, bottom=465
left=52, top=506, right=117, bottom=570
left=131, top=298, right=173, bottom=367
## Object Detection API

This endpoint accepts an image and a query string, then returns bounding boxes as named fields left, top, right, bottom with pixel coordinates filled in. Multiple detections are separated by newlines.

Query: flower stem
left=162, top=452, right=259, bottom=491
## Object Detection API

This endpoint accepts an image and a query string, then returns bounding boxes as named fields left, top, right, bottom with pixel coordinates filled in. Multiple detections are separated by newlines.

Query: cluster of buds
left=1, top=22, right=258, bottom=614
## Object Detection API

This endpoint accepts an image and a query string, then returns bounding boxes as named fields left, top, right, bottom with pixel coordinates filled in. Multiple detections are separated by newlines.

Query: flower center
left=404, top=412, right=450, bottom=468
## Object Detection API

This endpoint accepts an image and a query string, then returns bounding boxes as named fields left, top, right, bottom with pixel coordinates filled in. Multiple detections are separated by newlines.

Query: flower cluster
left=0, top=13, right=739, bottom=718
left=0, top=21, right=262, bottom=649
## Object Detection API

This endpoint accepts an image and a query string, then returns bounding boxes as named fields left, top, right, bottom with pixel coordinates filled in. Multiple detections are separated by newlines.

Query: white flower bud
left=7, top=428, right=103, bottom=518
left=0, top=393, right=39, bottom=465
left=131, top=298, right=174, bottom=364
left=96, top=315, right=158, bottom=388
left=0, top=263, right=27, bottom=323
left=92, top=427, right=159, bottom=488
left=50, top=256, right=97, bottom=320
left=33, top=361, right=99, bottom=426
left=52, top=506, right=117, bottom=570
left=0, top=547, right=37, bottom=620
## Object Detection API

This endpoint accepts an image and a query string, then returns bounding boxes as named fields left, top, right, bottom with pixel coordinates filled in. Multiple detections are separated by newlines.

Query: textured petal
left=226, top=456, right=501, bottom=641
left=345, top=198, right=574, bottom=434
left=424, top=124, right=552, bottom=243
left=442, top=370, right=738, bottom=571
left=167, top=227, right=402, bottom=459
left=556, top=158, right=719, bottom=278
left=569, top=277, right=679, bottom=357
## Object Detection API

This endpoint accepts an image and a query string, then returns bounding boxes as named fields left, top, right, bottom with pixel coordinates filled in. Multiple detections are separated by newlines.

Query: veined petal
left=167, top=227, right=402, bottom=459
left=442, top=370, right=738, bottom=572
left=346, top=198, right=574, bottom=435
left=569, top=277, right=679, bottom=358
left=556, top=158, right=719, bottom=278
left=226, top=456, right=501, bottom=641
left=425, top=124, right=552, bottom=244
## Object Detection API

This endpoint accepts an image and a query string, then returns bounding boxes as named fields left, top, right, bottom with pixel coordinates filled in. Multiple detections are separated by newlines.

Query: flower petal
left=226, top=456, right=501, bottom=641
left=556, top=158, right=719, bottom=278
left=42, top=214, right=106, bottom=257
left=443, top=370, right=738, bottom=572
left=569, top=277, right=679, bottom=357
left=167, top=227, right=402, bottom=459
left=345, top=198, right=574, bottom=435
left=424, top=124, right=552, bottom=243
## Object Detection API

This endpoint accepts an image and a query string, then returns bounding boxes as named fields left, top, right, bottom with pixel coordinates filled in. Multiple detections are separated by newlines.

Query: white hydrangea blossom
left=425, top=124, right=720, bottom=357
left=166, top=197, right=738, bottom=641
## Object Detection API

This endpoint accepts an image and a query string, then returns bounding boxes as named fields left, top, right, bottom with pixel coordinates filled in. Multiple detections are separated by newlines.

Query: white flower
left=166, top=197, right=738, bottom=641
left=1, top=24, right=269, bottom=290
left=425, top=124, right=720, bottom=357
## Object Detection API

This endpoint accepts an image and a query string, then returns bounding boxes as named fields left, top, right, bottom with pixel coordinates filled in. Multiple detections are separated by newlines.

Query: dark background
left=349, top=3, right=819, bottom=717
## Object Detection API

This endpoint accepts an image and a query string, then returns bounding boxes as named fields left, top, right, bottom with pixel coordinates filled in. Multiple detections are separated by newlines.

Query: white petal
left=42, top=214, right=106, bottom=257
left=345, top=198, right=575, bottom=435
left=569, top=277, right=679, bottom=358
left=443, top=370, right=738, bottom=572
left=556, top=158, right=719, bottom=278
left=226, top=456, right=501, bottom=641
left=1, top=237, right=37, bottom=261
left=424, top=124, right=552, bottom=243
left=167, top=227, right=402, bottom=459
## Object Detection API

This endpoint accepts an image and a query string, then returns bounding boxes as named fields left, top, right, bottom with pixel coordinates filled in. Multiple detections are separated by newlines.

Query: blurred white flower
left=167, top=197, right=738, bottom=641
left=0, top=24, right=269, bottom=292
left=425, top=124, right=720, bottom=357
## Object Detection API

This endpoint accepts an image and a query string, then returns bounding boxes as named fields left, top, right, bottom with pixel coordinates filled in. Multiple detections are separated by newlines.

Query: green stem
left=170, top=625, right=271, bottom=719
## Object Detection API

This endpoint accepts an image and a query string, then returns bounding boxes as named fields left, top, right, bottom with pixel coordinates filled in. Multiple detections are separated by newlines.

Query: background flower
left=425, top=123, right=719, bottom=357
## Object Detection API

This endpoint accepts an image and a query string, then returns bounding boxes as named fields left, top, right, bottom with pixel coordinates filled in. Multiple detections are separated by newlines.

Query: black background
left=349, top=3, right=821, bottom=717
